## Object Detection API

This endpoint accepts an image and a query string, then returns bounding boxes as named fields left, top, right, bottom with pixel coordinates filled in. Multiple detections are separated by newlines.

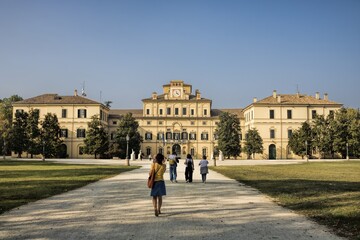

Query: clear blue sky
left=1, top=0, right=359, bottom=109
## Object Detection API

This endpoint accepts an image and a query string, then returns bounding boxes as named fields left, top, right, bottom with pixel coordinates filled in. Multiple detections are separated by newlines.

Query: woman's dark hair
left=155, top=153, right=164, bottom=164
left=186, top=154, right=192, bottom=159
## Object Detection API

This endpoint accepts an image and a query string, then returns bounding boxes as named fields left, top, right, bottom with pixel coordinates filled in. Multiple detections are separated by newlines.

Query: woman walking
left=184, top=154, right=194, bottom=183
left=199, top=155, right=209, bottom=183
left=150, top=153, right=166, bottom=216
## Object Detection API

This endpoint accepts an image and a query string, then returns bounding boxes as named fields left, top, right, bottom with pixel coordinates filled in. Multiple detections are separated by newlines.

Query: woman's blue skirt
left=150, top=181, right=166, bottom=197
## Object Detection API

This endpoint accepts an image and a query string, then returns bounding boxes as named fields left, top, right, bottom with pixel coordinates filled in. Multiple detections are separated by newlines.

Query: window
left=190, top=148, right=195, bottom=157
left=191, top=121, right=195, bottom=125
left=146, top=109, right=150, bottom=115
left=145, top=132, right=152, bottom=140
left=157, top=133, right=164, bottom=140
left=312, top=110, right=317, bottom=119
left=175, top=108, right=179, bottom=115
left=78, top=109, right=87, bottom=118
left=16, top=109, right=24, bottom=114
left=159, top=109, right=163, bottom=115
left=147, top=121, right=151, bottom=125
left=288, top=129, right=293, bottom=139
left=202, top=148, right=207, bottom=157
left=159, top=121, right=163, bottom=125
left=270, top=129, right=275, bottom=139
left=190, top=133, right=196, bottom=140
left=60, top=129, right=68, bottom=138
left=166, top=132, right=172, bottom=140
left=159, top=147, right=163, bottom=155
left=146, top=147, right=151, bottom=157
left=201, top=133, right=209, bottom=140
left=167, top=107, right=171, bottom=115
left=287, top=110, right=292, bottom=119
left=110, top=132, right=114, bottom=140
left=77, top=129, right=86, bottom=138
left=181, top=132, right=188, bottom=140
left=62, top=109, right=67, bottom=118
left=173, top=132, right=180, bottom=140
left=191, top=109, right=195, bottom=116
left=329, top=110, right=334, bottom=119
left=202, top=121, right=207, bottom=125
left=112, top=121, right=117, bottom=125
left=182, top=108, right=187, bottom=115
left=269, top=110, right=274, bottom=119
left=204, top=109, right=208, bottom=116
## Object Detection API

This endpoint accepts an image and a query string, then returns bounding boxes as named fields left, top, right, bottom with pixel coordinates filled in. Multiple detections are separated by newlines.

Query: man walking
left=168, top=151, right=179, bottom=183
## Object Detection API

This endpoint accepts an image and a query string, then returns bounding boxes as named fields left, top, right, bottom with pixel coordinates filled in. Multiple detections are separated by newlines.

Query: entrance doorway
left=172, top=144, right=181, bottom=156
left=269, top=144, right=276, bottom=159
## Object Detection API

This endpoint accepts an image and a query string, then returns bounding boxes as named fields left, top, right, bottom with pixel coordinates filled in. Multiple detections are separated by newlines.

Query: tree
left=83, top=115, right=109, bottom=159
left=243, top=128, right=263, bottom=159
left=40, top=113, right=62, bottom=158
left=11, top=111, right=29, bottom=158
left=113, top=113, right=142, bottom=159
left=332, top=108, right=360, bottom=158
left=26, top=109, right=41, bottom=158
left=0, top=95, right=23, bottom=157
left=288, top=121, right=313, bottom=158
left=311, top=114, right=335, bottom=158
left=215, top=112, right=241, bottom=159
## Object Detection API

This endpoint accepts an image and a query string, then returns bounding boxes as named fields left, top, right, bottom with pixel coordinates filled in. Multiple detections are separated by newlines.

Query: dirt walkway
left=0, top=160, right=343, bottom=240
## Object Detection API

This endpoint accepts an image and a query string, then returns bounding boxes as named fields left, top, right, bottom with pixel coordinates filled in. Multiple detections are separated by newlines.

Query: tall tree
left=243, top=128, right=263, bottom=159
left=114, top=113, right=142, bottom=159
left=215, top=112, right=241, bottom=159
left=0, top=95, right=23, bottom=157
left=288, top=121, right=313, bottom=158
left=83, top=115, right=109, bottom=159
left=332, top=108, right=360, bottom=158
left=11, top=111, right=29, bottom=158
left=26, top=109, right=41, bottom=158
left=311, top=114, right=335, bottom=158
left=40, top=113, right=62, bottom=158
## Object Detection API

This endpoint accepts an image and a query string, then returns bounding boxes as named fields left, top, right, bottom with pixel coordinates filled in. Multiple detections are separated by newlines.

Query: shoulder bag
left=147, top=164, right=160, bottom=189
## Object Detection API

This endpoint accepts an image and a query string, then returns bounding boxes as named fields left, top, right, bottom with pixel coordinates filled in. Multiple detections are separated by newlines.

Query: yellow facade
left=12, top=82, right=342, bottom=160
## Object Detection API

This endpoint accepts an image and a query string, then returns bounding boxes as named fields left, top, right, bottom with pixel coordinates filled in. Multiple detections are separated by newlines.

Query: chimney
left=152, top=92, right=157, bottom=100
left=273, top=90, right=277, bottom=98
left=324, top=93, right=328, bottom=100
left=74, top=89, right=78, bottom=96
left=315, top=92, right=320, bottom=100
left=253, top=97, right=257, bottom=103
left=277, top=95, right=281, bottom=103
left=195, top=89, right=201, bottom=100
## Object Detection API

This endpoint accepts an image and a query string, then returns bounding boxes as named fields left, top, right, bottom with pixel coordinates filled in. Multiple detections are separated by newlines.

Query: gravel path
left=0, top=159, right=344, bottom=240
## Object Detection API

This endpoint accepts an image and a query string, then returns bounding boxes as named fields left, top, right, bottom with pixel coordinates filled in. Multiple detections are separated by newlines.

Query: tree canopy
left=243, top=128, right=263, bottom=159
left=215, top=112, right=241, bottom=159
left=83, top=115, right=109, bottom=159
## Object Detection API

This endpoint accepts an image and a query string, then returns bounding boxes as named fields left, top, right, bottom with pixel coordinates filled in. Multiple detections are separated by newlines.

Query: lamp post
left=125, top=134, right=130, bottom=166
left=346, top=142, right=349, bottom=160
left=305, top=140, right=308, bottom=162
left=212, top=136, right=216, bottom=167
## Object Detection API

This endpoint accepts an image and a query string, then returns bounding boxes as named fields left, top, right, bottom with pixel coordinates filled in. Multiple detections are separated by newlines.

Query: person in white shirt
left=198, top=155, right=209, bottom=183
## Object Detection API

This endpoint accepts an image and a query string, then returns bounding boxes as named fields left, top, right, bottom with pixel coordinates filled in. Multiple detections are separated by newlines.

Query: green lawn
left=211, top=161, right=360, bottom=240
left=0, top=160, right=139, bottom=214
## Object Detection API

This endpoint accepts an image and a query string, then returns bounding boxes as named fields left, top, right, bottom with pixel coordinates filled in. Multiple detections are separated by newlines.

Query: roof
left=212, top=109, right=244, bottom=118
left=13, top=94, right=101, bottom=105
left=108, top=109, right=143, bottom=119
left=254, top=94, right=342, bottom=106
left=142, top=94, right=211, bottom=102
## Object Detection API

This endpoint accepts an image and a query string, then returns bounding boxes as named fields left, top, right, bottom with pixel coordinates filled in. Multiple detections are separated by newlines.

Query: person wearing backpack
left=167, top=151, right=179, bottom=183
left=184, top=154, right=194, bottom=183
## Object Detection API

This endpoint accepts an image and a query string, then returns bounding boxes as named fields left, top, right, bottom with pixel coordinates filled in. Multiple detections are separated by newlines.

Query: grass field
left=211, top=161, right=360, bottom=240
left=0, top=160, right=139, bottom=214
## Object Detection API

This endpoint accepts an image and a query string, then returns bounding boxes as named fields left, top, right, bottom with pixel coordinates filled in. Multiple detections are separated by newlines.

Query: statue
left=138, top=150, right=142, bottom=161
left=130, top=149, right=135, bottom=161
left=219, top=150, right=224, bottom=161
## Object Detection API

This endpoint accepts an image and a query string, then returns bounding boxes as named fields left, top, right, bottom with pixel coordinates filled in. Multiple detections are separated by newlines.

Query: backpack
left=187, top=159, right=193, bottom=168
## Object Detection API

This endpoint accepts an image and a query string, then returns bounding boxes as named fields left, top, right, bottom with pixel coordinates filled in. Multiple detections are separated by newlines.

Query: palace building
left=12, top=80, right=342, bottom=159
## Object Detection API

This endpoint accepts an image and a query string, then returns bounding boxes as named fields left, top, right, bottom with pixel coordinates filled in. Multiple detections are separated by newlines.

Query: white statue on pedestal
left=219, top=150, right=224, bottom=161
left=138, top=150, right=142, bottom=161
left=130, top=149, right=135, bottom=161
